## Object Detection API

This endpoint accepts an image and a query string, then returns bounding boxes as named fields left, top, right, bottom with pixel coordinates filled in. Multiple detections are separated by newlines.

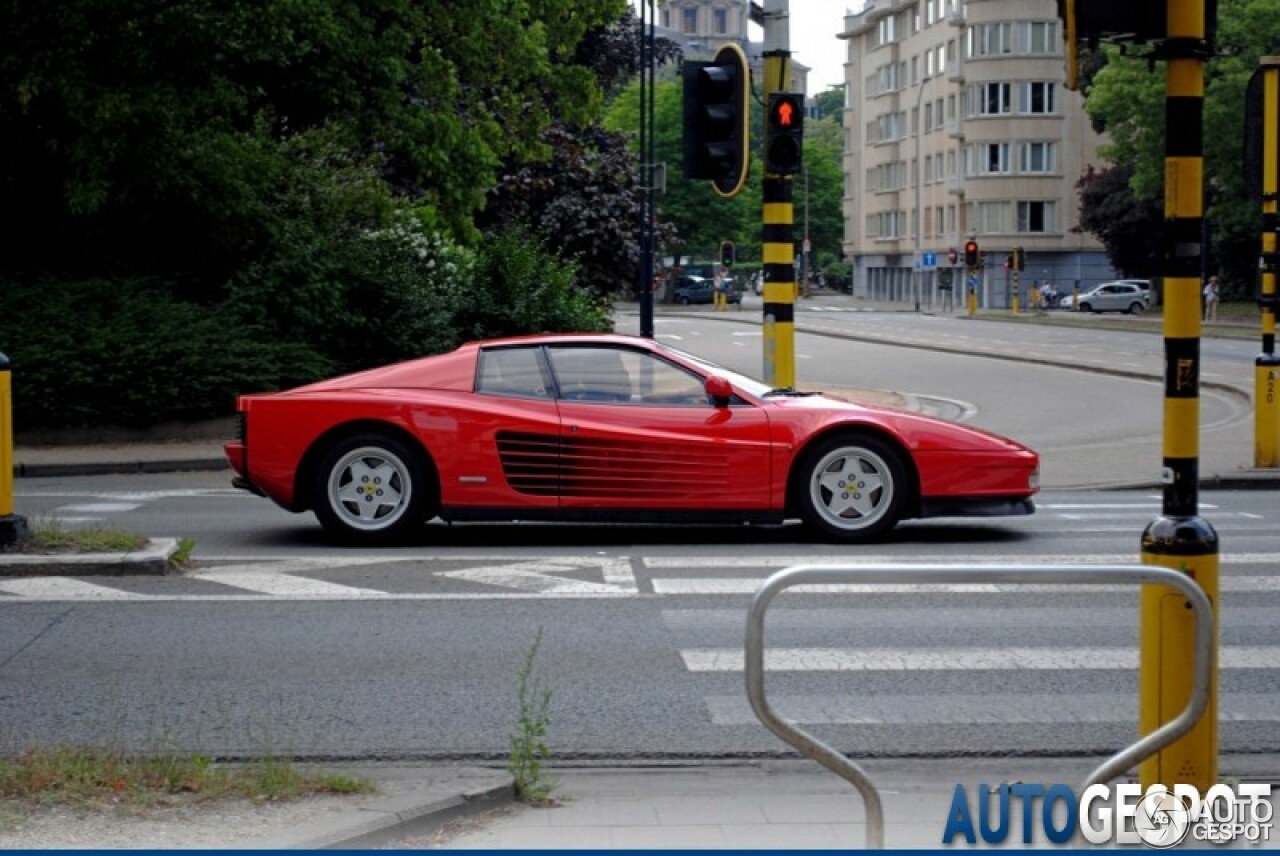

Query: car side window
left=476, top=347, right=549, bottom=398
left=548, top=346, right=709, bottom=406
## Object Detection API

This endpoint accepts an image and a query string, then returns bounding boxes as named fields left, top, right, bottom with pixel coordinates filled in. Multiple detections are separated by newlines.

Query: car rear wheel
left=1127, top=302, right=1145, bottom=315
left=314, top=433, right=428, bottom=545
left=796, top=434, right=908, bottom=542
left=677, top=296, right=691, bottom=305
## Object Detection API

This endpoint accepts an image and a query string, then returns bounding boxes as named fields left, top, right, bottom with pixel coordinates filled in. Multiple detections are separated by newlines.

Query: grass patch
left=4, top=522, right=149, bottom=555
left=0, top=747, right=373, bottom=811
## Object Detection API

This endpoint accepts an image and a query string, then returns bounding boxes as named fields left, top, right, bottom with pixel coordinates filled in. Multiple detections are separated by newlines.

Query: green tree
left=1081, top=0, right=1280, bottom=294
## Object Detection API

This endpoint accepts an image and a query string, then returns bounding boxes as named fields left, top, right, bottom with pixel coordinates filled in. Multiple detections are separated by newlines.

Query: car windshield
left=654, top=343, right=775, bottom=398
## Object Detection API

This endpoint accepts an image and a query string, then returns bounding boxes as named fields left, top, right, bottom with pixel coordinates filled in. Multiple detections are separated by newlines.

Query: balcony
left=947, top=6, right=964, bottom=26
left=946, top=175, right=965, bottom=196
left=945, top=118, right=964, bottom=139
left=947, top=63, right=965, bottom=84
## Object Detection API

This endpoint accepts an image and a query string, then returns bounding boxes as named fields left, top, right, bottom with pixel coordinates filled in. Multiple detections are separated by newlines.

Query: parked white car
left=1060, top=282, right=1151, bottom=314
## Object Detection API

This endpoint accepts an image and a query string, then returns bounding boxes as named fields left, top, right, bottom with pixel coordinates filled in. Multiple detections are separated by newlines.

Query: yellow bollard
left=0, top=352, right=28, bottom=546
left=966, top=286, right=977, bottom=317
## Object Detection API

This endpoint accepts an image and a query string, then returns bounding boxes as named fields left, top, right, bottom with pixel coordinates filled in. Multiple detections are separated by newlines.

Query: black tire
left=1127, top=302, right=1144, bottom=315
left=794, top=434, right=909, bottom=542
left=1079, top=302, right=1093, bottom=314
left=677, top=296, right=691, bottom=305
left=312, top=433, right=430, bottom=545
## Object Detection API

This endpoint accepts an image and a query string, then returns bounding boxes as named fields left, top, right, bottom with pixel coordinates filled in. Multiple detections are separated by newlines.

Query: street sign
left=967, top=275, right=979, bottom=288
left=922, top=252, right=937, bottom=269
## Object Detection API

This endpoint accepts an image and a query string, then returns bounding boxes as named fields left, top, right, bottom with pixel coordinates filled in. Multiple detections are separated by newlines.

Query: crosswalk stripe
left=0, top=578, right=148, bottom=599
left=185, top=570, right=387, bottom=597
left=700, top=693, right=1280, bottom=726
left=652, top=575, right=1280, bottom=594
left=642, top=553, right=1280, bottom=568
left=681, top=646, right=1280, bottom=672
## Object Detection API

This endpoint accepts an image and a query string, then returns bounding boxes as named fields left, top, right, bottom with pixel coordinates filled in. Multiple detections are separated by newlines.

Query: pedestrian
left=1203, top=275, right=1220, bottom=322
left=713, top=268, right=728, bottom=311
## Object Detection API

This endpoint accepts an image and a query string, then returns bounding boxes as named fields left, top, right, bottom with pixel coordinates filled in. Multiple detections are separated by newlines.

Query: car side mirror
left=705, top=376, right=733, bottom=407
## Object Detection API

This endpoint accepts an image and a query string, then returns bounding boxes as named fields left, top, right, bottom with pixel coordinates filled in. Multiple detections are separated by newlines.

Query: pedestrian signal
left=964, top=240, right=980, bottom=268
left=765, top=92, right=805, bottom=175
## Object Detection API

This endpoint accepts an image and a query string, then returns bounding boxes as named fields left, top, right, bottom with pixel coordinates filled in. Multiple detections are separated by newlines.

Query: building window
left=924, top=102, right=934, bottom=132
left=969, top=22, right=1013, bottom=56
left=924, top=154, right=933, bottom=182
left=947, top=204, right=957, bottom=233
left=714, top=8, right=728, bottom=34
left=682, top=7, right=697, bottom=33
left=974, top=82, right=1012, bottom=115
left=1020, top=21, right=1058, bottom=53
left=1021, top=82, right=1056, bottom=114
left=970, top=201, right=1010, bottom=233
left=934, top=205, right=945, bottom=236
left=1018, top=141, right=1057, bottom=173
left=661, top=8, right=670, bottom=27
left=1017, top=201, right=1056, bottom=233
left=980, top=142, right=1010, bottom=174
left=936, top=44, right=947, bottom=74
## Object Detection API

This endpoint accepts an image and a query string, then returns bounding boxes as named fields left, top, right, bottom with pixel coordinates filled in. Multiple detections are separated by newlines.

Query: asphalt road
left=2, top=311, right=1275, bottom=762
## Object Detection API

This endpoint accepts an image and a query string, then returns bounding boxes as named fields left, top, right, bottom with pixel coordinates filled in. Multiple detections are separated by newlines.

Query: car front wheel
left=796, top=434, right=909, bottom=542
left=1079, top=302, right=1093, bottom=313
left=313, top=433, right=429, bottom=545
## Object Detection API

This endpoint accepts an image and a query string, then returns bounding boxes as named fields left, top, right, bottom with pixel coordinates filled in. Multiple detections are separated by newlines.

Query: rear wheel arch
left=295, top=421, right=440, bottom=517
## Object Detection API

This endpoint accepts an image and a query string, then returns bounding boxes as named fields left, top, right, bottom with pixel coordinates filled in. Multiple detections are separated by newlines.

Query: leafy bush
left=453, top=226, right=613, bottom=342
left=0, top=277, right=328, bottom=432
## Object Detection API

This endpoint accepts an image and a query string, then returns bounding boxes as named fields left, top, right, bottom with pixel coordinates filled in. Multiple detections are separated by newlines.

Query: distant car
left=673, top=276, right=741, bottom=305
left=225, top=334, right=1039, bottom=545
left=1061, top=282, right=1151, bottom=314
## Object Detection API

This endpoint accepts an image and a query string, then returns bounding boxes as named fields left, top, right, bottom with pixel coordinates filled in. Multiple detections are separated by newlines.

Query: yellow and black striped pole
left=1139, top=0, right=1218, bottom=792
left=761, top=49, right=796, bottom=389
left=1256, top=57, right=1280, bottom=467
left=0, top=352, right=28, bottom=547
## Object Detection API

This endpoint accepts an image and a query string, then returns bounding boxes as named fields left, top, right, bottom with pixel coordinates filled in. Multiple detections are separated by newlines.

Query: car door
left=546, top=344, right=774, bottom=511
left=450, top=344, right=562, bottom=510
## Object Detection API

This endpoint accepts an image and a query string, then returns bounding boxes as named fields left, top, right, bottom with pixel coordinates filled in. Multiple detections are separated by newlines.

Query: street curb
left=250, top=778, right=514, bottom=850
left=13, top=457, right=229, bottom=478
left=0, top=537, right=179, bottom=576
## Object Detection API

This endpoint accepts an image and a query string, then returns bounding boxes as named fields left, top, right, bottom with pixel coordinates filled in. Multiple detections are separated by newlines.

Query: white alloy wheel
left=328, top=446, right=412, bottom=531
left=799, top=435, right=908, bottom=541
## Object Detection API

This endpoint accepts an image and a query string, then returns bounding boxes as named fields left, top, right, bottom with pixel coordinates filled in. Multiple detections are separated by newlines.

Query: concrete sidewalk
left=6, top=757, right=1276, bottom=849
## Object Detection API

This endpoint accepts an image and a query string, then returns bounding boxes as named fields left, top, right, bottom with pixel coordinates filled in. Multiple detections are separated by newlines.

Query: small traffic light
left=765, top=92, right=805, bottom=175
left=1011, top=246, right=1025, bottom=272
left=719, top=241, right=735, bottom=268
left=682, top=44, right=751, bottom=197
left=948, top=247, right=958, bottom=265
left=964, top=240, right=980, bottom=268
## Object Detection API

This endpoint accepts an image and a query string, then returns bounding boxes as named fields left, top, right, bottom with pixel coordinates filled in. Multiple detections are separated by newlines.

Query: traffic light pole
left=638, top=0, right=656, bottom=339
left=761, top=0, right=795, bottom=388
left=1256, top=56, right=1280, bottom=467
left=1139, top=0, right=1218, bottom=792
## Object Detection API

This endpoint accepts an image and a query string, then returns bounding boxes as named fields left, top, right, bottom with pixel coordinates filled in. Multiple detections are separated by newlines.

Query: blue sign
left=967, top=275, right=979, bottom=288
left=922, top=252, right=937, bottom=269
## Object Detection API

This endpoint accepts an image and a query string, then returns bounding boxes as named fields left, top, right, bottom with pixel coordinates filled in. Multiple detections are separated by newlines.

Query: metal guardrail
left=744, top=563, right=1215, bottom=849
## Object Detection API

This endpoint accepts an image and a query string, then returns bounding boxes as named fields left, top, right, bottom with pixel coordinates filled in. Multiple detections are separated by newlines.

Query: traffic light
left=720, top=241, right=735, bottom=268
left=964, top=240, right=980, bottom=268
left=948, top=247, right=958, bottom=266
left=1055, top=0, right=1216, bottom=89
left=682, top=44, right=750, bottom=198
left=1011, top=246, right=1025, bottom=272
left=765, top=92, right=805, bottom=175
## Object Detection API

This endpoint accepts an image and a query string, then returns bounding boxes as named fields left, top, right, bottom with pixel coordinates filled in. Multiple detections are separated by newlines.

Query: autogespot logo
left=942, top=782, right=1274, bottom=847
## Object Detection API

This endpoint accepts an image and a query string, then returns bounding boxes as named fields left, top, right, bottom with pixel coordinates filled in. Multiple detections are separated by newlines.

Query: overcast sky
left=761, top=2, right=850, bottom=92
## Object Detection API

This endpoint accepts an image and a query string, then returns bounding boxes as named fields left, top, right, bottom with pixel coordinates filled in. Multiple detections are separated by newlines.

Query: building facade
left=840, top=0, right=1113, bottom=307
left=658, top=0, right=809, bottom=94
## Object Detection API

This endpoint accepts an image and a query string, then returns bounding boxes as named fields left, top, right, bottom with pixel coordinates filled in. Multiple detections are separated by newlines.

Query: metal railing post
left=745, top=563, right=1215, bottom=849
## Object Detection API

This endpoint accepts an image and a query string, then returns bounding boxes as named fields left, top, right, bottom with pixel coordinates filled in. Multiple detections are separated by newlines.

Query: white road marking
left=440, top=558, right=637, bottom=595
left=187, top=570, right=386, bottom=597
left=55, top=502, right=142, bottom=513
left=641, top=553, right=1280, bottom=568
left=651, top=575, right=1280, bottom=594
left=0, top=578, right=148, bottom=599
left=680, top=646, right=1280, bottom=672
left=700, top=692, right=1280, bottom=726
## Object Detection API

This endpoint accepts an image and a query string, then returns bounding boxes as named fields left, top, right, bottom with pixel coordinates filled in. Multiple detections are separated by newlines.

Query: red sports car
left=225, top=333, right=1038, bottom=545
